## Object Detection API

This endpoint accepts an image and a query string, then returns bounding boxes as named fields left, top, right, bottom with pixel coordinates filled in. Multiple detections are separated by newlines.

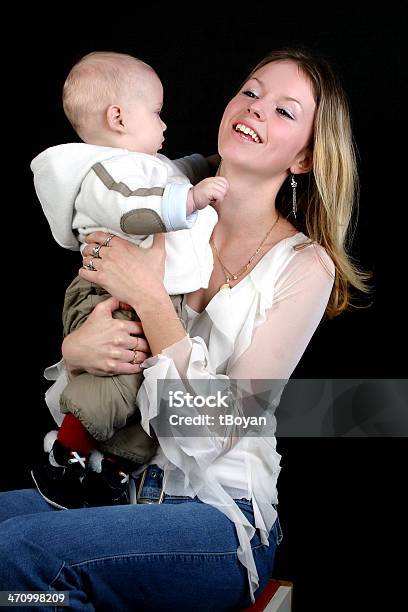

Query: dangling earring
left=290, top=174, right=297, bottom=218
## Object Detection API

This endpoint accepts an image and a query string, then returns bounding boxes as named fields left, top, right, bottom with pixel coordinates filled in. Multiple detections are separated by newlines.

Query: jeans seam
left=48, top=561, right=67, bottom=589
left=64, top=534, right=276, bottom=572
left=69, top=550, right=243, bottom=569
left=48, top=562, right=69, bottom=610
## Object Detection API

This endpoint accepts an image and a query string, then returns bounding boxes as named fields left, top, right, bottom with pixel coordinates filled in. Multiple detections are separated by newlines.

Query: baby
left=30, top=51, right=227, bottom=509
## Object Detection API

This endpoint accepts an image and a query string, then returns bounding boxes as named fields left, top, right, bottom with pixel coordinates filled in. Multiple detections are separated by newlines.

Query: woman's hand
left=80, top=232, right=167, bottom=311
left=62, top=296, right=151, bottom=377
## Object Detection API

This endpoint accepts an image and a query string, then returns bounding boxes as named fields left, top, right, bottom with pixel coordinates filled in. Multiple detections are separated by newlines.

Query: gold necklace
left=210, top=212, right=280, bottom=290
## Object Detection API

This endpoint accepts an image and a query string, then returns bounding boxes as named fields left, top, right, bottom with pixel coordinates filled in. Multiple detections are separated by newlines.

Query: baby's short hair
left=62, top=51, right=153, bottom=136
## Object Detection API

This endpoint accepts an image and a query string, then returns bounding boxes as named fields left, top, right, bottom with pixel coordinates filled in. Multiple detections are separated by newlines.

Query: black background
left=2, top=8, right=405, bottom=611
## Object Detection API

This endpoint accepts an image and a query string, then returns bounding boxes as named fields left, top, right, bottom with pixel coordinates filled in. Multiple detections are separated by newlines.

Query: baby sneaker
left=82, top=451, right=134, bottom=507
left=31, top=431, right=88, bottom=510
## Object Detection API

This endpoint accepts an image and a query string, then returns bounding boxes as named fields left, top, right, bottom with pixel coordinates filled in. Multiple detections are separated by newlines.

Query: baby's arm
left=76, top=154, right=210, bottom=237
left=186, top=177, right=229, bottom=214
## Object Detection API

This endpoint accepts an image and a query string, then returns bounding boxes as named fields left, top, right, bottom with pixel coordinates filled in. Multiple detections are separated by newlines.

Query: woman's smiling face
left=218, top=60, right=317, bottom=178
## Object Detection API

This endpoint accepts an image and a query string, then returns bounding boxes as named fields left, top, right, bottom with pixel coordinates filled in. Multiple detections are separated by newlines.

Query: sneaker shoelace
left=117, top=471, right=129, bottom=485
left=68, top=451, right=87, bottom=469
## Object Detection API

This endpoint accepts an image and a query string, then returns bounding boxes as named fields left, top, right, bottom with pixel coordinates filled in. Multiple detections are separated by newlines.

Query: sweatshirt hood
left=31, top=143, right=128, bottom=250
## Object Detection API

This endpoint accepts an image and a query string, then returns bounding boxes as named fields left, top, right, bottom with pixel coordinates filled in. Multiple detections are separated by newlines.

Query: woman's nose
left=247, top=103, right=264, bottom=120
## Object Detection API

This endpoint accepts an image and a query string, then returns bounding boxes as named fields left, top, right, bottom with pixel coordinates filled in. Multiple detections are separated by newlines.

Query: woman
left=0, top=48, right=369, bottom=610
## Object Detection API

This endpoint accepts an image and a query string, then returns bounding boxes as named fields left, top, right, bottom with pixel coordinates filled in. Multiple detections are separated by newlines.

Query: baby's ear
left=106, top=104, right=125, bottom=132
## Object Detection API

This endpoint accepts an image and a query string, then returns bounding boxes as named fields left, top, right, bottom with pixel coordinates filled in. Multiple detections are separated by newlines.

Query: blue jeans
left=0, top=476, right=282, bottom=611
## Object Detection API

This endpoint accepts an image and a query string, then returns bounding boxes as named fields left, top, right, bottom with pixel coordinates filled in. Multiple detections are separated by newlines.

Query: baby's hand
left=187, top=177, right=229, bottom=214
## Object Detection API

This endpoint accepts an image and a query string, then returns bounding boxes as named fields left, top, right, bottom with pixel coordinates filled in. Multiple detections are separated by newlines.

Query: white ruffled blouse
left=136, top=231, right=335, bottom=603
left=45, top=231, right=335, bottom=604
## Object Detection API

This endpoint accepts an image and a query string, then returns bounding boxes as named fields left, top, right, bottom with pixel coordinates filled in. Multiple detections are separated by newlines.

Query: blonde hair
left=244, top=48, right=372, bottom=319
left=62, top=51, right=153, bottom=137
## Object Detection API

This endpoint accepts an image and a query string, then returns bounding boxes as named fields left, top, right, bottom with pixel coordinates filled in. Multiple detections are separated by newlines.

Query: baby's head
left=63, top=51, right=166, bottom=154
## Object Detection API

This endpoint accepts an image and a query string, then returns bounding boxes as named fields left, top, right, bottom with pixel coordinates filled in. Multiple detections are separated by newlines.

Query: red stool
left=242, top=579, right=293, bottom=611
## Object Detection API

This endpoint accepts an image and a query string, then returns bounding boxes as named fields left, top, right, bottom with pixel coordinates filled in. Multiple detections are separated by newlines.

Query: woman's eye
left=242, top=90, right=257, bottom=98
left=277, top=108, right=294, bottom=120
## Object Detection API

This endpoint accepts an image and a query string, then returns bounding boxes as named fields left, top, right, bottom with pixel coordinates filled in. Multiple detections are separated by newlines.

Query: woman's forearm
left=132, top=289, right=187, bottom=356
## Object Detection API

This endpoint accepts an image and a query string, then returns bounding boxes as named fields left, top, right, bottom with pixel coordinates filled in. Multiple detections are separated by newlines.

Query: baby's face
left=122, top=71, right=167, bottom=155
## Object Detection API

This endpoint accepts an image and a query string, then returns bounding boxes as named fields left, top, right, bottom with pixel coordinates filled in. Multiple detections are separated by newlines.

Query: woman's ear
left=106, top=105, right=126, bottom=133
left=291, top=149, right=313, bottom=175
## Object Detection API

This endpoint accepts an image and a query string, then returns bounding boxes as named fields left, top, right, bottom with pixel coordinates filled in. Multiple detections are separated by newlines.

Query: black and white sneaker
left=30, top=431, right=88, bottom=510
left=82, top=451, right=133, bottom=507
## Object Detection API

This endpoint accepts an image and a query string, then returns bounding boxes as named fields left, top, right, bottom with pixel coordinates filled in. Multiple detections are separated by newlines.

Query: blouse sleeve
left=138, top=243, right=335, bottom=473
left=230, top=243, right=335, bottom=379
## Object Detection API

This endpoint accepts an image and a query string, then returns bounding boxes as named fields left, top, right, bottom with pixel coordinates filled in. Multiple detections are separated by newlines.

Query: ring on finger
left=131, top=349, right=140, bottom=365
left=92, top=244, right=102, bottom=258
left=84, top=258, right=97, bottom=271
left=103, top=233, right=115, bottom=247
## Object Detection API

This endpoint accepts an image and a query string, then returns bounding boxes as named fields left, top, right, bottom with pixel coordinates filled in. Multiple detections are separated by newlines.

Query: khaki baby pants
left=59, top=275, right=184, bottom=464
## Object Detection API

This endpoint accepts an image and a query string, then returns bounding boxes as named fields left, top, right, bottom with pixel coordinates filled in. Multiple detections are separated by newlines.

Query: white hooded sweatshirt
left=31, top=143, right=217, bottom=294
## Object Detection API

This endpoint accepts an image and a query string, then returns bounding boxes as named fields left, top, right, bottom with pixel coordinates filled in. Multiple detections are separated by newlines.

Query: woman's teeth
left=234, top=123, right=261, bottom=143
